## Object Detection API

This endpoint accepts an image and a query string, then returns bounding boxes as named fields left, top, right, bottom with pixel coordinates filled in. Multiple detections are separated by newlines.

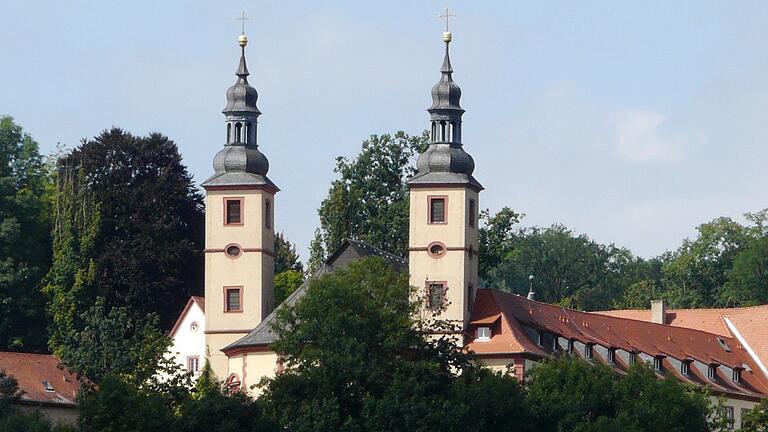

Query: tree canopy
left=0, top=116, right=52, bottom=351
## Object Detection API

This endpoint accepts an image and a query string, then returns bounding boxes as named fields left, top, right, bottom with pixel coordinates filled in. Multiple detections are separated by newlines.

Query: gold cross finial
left=439, top=7, right=456, bottom=32
left=233, top=9, right=251, bottom=36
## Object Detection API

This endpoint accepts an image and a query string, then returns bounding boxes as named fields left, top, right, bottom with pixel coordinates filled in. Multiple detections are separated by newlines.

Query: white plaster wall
left=167, top=303, right=206, bottom=380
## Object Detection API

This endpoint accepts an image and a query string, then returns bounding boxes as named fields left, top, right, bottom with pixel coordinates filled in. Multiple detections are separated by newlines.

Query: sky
left=2, top=1, right=768, bottom=260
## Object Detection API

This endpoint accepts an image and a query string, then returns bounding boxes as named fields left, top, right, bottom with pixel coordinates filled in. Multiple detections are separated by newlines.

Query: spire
left=236, top=36, right=250, bottom=78
left=407, top=20, right=482, bottom=192
left=202, top=31, right=276, bottom=191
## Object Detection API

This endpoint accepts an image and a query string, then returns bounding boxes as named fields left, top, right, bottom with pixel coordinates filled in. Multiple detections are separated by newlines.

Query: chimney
left=651, top=300, right=666, bottom=324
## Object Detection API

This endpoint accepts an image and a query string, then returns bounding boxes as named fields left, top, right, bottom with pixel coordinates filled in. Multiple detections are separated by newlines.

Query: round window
left=190, top=321, right=199, bottom=332
left=427, top=242, right=446, bottom=258
left=225, top=244, right=242, bottom=258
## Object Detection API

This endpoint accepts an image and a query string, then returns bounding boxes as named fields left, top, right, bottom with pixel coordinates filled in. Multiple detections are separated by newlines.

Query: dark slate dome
left=416, top=143, right=475, bottom=176
left=212, top=145, right=269, bottom=177
left=223, top=48, right=261, bottom=115
left=428, top=51, right=464, bottom=113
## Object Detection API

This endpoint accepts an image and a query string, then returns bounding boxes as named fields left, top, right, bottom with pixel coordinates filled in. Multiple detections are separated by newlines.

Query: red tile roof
left=0, top=352, right=82, bottom=406
left=467, top=289, right=768, bottom=399
left=593, top=304, right=768, bottom=373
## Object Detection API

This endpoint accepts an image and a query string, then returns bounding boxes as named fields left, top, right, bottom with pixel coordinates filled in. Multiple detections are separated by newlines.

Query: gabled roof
left=169, top=296, right=205, bottom=338
left=0, top=352, right=82, bottom=407
left=467, top=289, right=768, bottom=399
left=222, top=239, right=406, bottom=352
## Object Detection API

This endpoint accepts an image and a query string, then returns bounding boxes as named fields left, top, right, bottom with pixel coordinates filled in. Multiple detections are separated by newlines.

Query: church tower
left=407, top=28, right=482, bottom=337
left=201, top=34, right=278, bottom=377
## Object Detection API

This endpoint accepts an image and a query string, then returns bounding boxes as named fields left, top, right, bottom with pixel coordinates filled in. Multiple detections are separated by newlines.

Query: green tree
left=0, top=116, right=52, bottom=351
left=740, top=398, right=768, bottom=431
left=51, top=128, right=204, bottom=329
left=57, top=298, right=172, bottom=383
left=311, top=131, right=427, bottom=265
left=478, top=207, right=522, bottom=284
left=262, top=257, right=528, bottom=432
left=526, top=357, right=711, bottom=432
left=274, top=232, right=305, bottom=304
left=662, top=217, right=749, bottom=308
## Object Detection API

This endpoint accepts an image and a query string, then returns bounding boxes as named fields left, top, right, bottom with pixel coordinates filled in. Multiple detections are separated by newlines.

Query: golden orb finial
left=442, top=31, right=452, bottom=43
left=238, top=34, right=248, bottom=47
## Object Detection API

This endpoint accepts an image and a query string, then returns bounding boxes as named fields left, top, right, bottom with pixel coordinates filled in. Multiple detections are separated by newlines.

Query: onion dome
left=408, top=31, right=482, bottom=191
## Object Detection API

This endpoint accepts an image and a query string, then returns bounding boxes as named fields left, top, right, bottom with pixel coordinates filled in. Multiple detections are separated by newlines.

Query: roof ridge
left=0, top=351, right=58, bottom=358
left=598, top=303, right=768, bottom=314
left=490, top=289, right=741, bottom=342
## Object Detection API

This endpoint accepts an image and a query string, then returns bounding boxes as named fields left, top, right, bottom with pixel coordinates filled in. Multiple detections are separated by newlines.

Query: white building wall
left=167, top=303, right=206, bottom=380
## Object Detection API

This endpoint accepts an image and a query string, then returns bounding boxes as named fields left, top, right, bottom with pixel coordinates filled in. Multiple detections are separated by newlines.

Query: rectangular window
left=224, top=286, right=242, bottom=312
left=584, top=344, right=593, bottom=359
left=468, top=198, right=476, bottom=227
left=187, top=356, right=200, bottom=374
left=708, top=365, right=717, bottom=380
left=629, top=352, right=636, bottom=365
left=476, top=326, right=491, bottom=340
left=428, top=196, right=446, bottom=224
left=265, top=199, right=272, bottom=229
left=733, top=369, right=741, bottom=383
left=225, top=198, right=243, bottom=225
left=607, top=349, right=615, bottom=364
left=725, top=406, right=734, bottom=430
left=654, top=356, right=663, bottom=371
left=427, top=282, right=446, bottom=311
left=681, top=361, right=690, bottom=376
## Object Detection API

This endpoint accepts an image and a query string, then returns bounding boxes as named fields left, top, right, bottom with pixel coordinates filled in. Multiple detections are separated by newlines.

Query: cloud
left=613, top=110, right=685, bottom=163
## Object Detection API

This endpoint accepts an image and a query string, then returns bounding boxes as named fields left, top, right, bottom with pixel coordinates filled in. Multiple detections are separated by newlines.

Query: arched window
left=440, top=121, right=446, bottom=141
left=235, top=122, right=242, bottom=143
left=431, top=122, right=437, bottom=141
left=227, top=123, right=232, bottom=143
left=243, top=123, right=248, bottom=144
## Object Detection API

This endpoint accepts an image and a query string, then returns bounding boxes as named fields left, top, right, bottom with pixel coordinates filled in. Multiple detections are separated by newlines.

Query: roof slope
left=170, top=295, right=205, bottom=337
left=0, top=352, right=82, bottom=407
left=223, top=239, right=406, bottom=352
left=593, top=305, right=768, bottom=373
left=467, top=289, right=768, bottom=399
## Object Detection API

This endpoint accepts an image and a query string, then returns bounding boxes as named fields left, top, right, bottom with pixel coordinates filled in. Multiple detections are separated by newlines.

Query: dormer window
left=654, top=356, right=664, bottom=372
left=537, top=331, right=544, bottom=347
left=733, top=369, right=741, bottom=384
left=708, top=364, right=718, bottom=380
left=607, top=349, right=615, bottom=364
left=628, top=352, right=636, bottom=365
left=681, top=360, right=691, bottom=376
left=476, top=326, right=491, bottom=341
left=567, top=339, right=575, bottom=354
left=584, top=344, right=593, bottom=359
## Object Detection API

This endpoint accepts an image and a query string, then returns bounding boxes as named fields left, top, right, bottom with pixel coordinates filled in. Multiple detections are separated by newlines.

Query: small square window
left=225, top=198, right=243, bottom=225
left=468, top=199, right=476, bottom=228
left=476, top=326, right=491, bottom=340
left=225, top=287, right=242, bottom=312
left=429, top=197, right=446, bottom=224
left=265, top=199, right=272, bottom=229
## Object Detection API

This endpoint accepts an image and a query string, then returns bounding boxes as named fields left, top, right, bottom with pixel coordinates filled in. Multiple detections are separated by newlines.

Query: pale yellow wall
left=225, top=350, right=279, bottom=396
left=17, top=404, right=79, bottom=425
left=204, top=188, right=275, bottom=380
left=409, top=187, right=479, bottom=330
left=711, top=396, right=759, bottom=429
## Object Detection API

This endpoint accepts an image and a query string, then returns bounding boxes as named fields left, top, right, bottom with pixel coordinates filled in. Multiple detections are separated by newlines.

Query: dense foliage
left=273, top=232, right=304, bottom=304
left=0, top=116, right=52, bottom=351
left=43, top=128, right=204, bottom=380
left=262, top=257, right=529, bottom=432
left=308, top=131, right=427, bottom=269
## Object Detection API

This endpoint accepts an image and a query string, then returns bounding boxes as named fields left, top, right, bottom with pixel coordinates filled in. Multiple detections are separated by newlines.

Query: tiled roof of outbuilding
left=0, top=352, right=82, bottom=407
